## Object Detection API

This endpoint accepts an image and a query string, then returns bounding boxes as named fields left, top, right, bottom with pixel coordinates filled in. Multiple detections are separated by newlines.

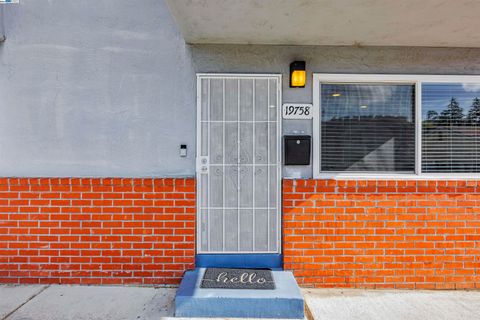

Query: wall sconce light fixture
left=290, top=61, right=306, bottom=88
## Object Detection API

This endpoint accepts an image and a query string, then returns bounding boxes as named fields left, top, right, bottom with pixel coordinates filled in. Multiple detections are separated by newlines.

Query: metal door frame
left=195, top=73, right=283, bottom=258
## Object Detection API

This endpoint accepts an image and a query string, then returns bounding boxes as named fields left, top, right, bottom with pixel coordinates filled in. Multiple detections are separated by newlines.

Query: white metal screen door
left=196, top=74, right=282, bottom=254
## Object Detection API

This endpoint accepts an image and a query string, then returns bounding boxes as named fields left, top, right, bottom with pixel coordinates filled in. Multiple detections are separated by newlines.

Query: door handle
left=197, top=156, right=209, bottom=174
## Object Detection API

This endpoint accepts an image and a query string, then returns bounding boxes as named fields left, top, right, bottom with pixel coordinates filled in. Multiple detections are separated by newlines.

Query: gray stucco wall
left=2, top=0, right=480, bottom=178
left=192, top=45, right=480, bottom=178
left=0, top=0, right=195, bottom=177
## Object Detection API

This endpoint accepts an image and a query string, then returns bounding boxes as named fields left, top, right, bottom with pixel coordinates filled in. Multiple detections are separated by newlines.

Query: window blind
left=320, top=83, right=415, bottom=172
left=422, top=83, right=480, bottom=173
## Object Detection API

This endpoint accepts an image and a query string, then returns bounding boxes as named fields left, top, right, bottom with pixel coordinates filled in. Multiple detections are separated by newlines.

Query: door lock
left=197, top=156, right=209, bottom=174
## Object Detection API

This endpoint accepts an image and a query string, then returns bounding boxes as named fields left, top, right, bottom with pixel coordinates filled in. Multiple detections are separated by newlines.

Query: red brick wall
left=0, top=177, right=195, bottom=285
left=3, top=176, right=480, bottom=289
left=283, top=179, right=480, bottom=289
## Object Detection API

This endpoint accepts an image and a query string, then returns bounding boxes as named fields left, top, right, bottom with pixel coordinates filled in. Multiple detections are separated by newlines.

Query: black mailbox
left=284, top=135, right=311, bottom=165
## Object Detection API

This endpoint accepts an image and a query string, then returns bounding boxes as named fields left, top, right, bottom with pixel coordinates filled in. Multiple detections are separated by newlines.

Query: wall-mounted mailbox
left=284, top=135, right=311, bottom=165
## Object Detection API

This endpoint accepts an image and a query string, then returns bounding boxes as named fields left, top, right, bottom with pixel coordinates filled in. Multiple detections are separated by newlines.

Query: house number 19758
left=282, top=103, right=313, bottom=119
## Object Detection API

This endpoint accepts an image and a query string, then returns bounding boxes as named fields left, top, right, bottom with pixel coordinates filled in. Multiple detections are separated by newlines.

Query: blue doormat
left=201, top=268, right=275, bottom=289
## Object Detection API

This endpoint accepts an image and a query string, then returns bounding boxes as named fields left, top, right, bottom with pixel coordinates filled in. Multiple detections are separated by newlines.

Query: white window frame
left=313, top=73, right=480, bottom=180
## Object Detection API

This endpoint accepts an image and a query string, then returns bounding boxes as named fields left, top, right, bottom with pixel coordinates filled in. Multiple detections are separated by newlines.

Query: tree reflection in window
left=422, top=83, right=480, bottom=173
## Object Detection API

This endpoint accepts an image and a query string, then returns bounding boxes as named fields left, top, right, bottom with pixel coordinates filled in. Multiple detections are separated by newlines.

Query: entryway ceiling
left=165, top=0, right=480, bottom=48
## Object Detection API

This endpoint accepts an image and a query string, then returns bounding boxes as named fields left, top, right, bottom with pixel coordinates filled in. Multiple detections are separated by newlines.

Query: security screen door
left=196, top=74, right=281, bottom=254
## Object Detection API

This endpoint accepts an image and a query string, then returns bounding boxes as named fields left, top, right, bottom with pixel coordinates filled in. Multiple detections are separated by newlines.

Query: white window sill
left=312, top=173, right=480, bottom=180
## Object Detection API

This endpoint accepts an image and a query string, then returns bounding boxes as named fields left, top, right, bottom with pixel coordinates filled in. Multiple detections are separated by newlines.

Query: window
left=422, top=83, right=480, bottom=173
left=321, top=83, right=415, bottom=172
left=313, top=74, right=480, bottom=177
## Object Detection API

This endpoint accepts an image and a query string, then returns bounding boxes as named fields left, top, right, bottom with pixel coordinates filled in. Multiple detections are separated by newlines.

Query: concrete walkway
left=1, top=284, right=479, bottom=320
left=0, top=285, right=175, bottom=320
left=304, top=289, right=480, bottom=320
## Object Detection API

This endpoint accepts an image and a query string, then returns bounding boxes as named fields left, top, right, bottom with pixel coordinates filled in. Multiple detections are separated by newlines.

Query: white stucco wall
left=0, top=0, right=195, bottom=177
left=166, top=0, right=480, bottom=48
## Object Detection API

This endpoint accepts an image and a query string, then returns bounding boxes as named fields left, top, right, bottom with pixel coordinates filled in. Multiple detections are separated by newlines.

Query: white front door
left=196, top=74, right=282, bottom=254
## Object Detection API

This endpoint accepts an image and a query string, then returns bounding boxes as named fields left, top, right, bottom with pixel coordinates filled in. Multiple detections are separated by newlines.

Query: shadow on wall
left=0, top=5, right=5, bottom=42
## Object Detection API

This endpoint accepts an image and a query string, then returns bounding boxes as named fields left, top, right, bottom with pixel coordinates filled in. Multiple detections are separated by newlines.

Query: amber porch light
left=290, top=61, right=306, bottom=88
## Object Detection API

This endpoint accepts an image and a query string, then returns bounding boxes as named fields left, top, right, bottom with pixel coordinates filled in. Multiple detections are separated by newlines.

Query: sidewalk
left=304, top=289, right=480, bottom=320
left=1, top=284, right=479, bottom=320
left=0, top=285, right=176, bottom=320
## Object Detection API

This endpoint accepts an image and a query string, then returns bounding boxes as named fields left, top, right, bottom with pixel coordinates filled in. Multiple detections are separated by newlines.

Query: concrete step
left=175, top=268, right=304, bottom=319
